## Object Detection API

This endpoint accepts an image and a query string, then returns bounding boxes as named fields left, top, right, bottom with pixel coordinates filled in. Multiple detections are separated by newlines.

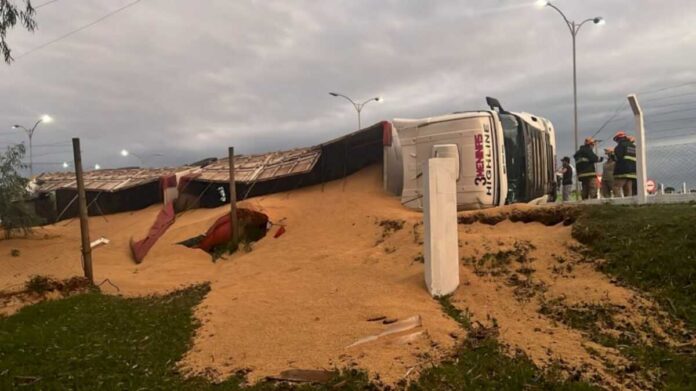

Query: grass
left=0, top=284, right=600, bottom=390
left=0, top=284, right=375, bottom=390
left=571, top=203, right=696, bottom=390
left=572, top=203, right=696, bottom=328
left=464, top=240, right=535, bottom=277
left=410, top=296, right=600, bottom=391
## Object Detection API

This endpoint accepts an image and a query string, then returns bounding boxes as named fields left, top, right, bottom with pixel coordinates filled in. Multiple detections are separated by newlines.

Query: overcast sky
left=1, top=0, right=695, bottom=172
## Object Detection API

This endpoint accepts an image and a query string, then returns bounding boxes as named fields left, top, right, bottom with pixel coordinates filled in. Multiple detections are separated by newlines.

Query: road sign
left=646, top=179, right=656, bottom=194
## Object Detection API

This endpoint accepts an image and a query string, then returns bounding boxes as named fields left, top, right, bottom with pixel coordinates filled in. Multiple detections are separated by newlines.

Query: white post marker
left=422, top=157, right=459, bottom=297
left=627, top=94, right=647, bottom=204
left=684, top=182, right=688, bottom=194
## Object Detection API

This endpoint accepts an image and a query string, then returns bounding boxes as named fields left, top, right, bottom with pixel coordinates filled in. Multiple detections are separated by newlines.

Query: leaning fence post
left=627, top=94, right=647, bottom=204
left=72, top=138, right=94, bottom=284
left=228, top=147, right=239, bottom=244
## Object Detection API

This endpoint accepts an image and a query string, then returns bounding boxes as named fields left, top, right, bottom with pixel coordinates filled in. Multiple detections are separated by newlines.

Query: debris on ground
left=346, top=315, right=422, bottom=348
left=267, top=369, right=337, bottom=384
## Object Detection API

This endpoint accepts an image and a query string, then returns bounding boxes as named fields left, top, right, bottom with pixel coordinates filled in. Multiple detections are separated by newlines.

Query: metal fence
left=587, top=83, right=696, bottom=198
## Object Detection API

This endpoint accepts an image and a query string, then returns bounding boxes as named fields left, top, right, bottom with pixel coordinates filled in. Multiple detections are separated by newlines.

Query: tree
left=1, top=0, right=37, bottom=64
left=0, top=144, right=37, bottom=238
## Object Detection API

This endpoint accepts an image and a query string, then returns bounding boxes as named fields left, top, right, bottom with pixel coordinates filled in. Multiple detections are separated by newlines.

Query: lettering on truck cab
left=474, top=124, right=493, bottom=196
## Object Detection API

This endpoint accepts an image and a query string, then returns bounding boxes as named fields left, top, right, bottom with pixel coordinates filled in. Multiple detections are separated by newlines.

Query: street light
left=119, top=149, right=163, bottom=167
left=62, top=162, right=69, bottom=169
left=328, top=92, right=383, bottom=130
left=11, top=114, right=53, bottom=177
left=94, top=164, right=101, bottom=170
left=540, top=1, right=604, bottom=157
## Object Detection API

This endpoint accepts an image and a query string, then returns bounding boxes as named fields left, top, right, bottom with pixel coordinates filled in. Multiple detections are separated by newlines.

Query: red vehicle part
left=197, top=209, right=269, bottom=252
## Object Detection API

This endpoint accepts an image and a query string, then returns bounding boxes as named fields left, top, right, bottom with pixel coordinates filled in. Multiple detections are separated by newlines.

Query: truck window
left=499, top=114, right=526, bottom=203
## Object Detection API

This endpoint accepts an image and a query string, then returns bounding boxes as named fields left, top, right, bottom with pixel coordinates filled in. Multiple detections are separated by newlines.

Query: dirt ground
left=0, top=165, right=685, bottom=389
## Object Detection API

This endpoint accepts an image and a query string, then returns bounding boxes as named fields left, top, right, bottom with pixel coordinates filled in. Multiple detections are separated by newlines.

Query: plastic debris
left=90, top=237, right=110, bottom=249
left=346, top=315, right=422, bottom=348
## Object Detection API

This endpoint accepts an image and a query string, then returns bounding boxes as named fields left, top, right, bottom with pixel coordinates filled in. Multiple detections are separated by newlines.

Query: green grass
left=410, top=297, right=599, bottom=391
left=572, top=203, right=696, bottom=328
left=0, top=285, right=376, bottom=390
left=0, top=285, right=602, bottom=390
left=571, top=203, right=696, bottom=390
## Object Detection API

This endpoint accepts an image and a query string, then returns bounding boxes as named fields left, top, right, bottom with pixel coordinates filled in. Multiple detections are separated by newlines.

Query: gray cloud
left=1, top=0, right=695, bottom=172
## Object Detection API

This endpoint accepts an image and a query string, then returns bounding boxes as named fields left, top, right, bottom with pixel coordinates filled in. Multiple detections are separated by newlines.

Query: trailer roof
left=34, top=167, right=193, bottom=193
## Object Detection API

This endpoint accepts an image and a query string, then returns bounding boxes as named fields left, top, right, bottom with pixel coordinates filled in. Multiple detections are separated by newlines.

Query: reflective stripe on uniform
left=615, top=174, right=637, bottom=179
left=577, top=172, right=596, bottom=178
left=624, top=156, right=637, bottom=161
left=575, top=158, right=590, bottom=163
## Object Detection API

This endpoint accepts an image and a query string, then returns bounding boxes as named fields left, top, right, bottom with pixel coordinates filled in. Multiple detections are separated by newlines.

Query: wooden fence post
left=229, top=147, right=239, bottom=244
left=72, top=138, right=93, bottom=283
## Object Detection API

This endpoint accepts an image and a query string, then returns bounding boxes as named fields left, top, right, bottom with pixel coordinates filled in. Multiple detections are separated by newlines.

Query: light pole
left=329, top=92, right=383, bottom=130
left=120, top=149, right=163, bottom=167
left=538, top=0, right=604, bottom=156
left=12, top=114, right=53, bottom=177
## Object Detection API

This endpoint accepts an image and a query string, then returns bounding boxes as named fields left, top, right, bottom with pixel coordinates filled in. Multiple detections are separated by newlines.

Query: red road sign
left=646, top=179, right=656, bottom=193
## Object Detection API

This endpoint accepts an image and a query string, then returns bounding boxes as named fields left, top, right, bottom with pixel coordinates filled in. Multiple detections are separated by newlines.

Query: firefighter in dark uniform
left=574, top=137, right=603, bottom=200
left=612, top=131, right=637, bottom=197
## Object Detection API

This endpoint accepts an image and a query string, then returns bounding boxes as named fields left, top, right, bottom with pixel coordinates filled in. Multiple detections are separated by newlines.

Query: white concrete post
left=660, top=183, right=664, bottom=195
left=627, top=94, right=647, bottom=204
left=684, top=182, right=688, bottom=194
left=423, top=157, right=459, bottom=297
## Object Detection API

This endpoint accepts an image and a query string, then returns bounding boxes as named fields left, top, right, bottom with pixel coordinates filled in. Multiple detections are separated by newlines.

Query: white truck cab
left=384, top=97, right=556, bottom=210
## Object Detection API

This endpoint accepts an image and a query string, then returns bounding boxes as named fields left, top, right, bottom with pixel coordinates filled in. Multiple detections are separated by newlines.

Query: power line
left=15, top=0, right=144, bottom=60
left=644, top=91, right=696, bottom=102
left=648, top=128, right=695, bottom=137
left=35, top=0, right=60, bottom=9
left=648, top=115, right=696, bottom=124
left=647, top=115, right=696, bottom=125
left=639, top=81, right=696, bottom=95
left=591, top=101, right=627, bottom=138
left=646, top=107, right=696, bottom=118
left=645, top=100, right=696, bottom=109
left=648, top=125, right=695, bottom=133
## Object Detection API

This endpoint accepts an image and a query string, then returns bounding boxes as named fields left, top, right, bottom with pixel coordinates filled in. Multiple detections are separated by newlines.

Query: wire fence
left=588, top=82, right=696, bottom=196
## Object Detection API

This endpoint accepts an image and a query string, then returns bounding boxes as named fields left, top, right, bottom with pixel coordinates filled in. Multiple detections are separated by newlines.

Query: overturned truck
left=383, top=97, right=557, bottom=210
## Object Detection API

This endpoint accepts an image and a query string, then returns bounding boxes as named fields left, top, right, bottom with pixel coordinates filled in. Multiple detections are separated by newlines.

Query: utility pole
left=72, top=138, right=94, bottom=283
left=228, top=147, right=239, bottom=244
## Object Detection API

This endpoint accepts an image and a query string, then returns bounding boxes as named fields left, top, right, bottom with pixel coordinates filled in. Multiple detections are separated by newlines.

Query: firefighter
left=612, top=131, right=637, bottom=197
left=558, top=157, right=573, bottom=202
left=601, top=148, right=616, bottom=198
left=627, top=135, right=638, bottom=195
left=574, top=137, right=603, bottom=200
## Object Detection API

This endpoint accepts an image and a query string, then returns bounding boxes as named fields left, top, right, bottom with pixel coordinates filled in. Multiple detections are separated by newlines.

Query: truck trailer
left=383, top=97, right=557, bottom=210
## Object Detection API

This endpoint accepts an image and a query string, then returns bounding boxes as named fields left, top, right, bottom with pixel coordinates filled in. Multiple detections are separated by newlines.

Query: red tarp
left=197, top=209, right=269, bottom=252
left=130, top=202, right=176, bottom=263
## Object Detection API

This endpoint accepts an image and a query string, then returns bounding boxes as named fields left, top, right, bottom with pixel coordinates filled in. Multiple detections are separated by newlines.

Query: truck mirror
left=486, top=97, right=504, bottom=112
